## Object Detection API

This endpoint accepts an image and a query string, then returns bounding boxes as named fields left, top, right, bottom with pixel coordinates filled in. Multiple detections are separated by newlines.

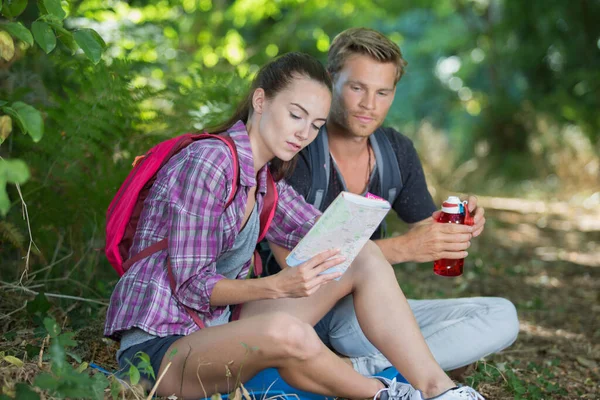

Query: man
left=267, top=27, right=519, bottom=378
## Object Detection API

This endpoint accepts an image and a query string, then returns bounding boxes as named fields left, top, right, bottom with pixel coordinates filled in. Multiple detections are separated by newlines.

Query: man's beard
left=329, top=107, right=379, bottom=137
left=329, top=104, right=376, bottom=138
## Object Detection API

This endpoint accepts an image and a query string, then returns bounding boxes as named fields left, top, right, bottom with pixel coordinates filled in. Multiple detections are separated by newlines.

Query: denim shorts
left=118, top=335, right=183, bottom=384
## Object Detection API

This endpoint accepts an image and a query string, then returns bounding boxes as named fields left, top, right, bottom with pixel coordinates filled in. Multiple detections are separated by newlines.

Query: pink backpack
left=105, top=133, right=278, bottom=327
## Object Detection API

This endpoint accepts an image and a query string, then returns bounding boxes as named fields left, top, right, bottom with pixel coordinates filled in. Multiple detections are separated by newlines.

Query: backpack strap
left=306, top=126, right=331, bottom=211
left=252, top=169, right=278, bottom=278
left=370, top=128, right=403, bottom=205
left=202, top=134, right=239, bottom=208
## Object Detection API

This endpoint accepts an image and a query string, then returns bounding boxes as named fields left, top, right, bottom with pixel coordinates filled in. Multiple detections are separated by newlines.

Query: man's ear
left=252, top=88, right=266, bottom=114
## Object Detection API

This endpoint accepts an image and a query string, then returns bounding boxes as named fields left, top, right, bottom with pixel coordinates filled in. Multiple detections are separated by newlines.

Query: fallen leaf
left=576, top=356, right=598, bottom=369
left=3, top=355, right=24, bottom=367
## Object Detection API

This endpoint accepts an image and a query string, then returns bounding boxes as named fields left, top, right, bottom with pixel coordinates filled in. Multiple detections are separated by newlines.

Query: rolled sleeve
left=265, top=179, right=321, bottom=250
left=162, top=143, right=232, bottom=314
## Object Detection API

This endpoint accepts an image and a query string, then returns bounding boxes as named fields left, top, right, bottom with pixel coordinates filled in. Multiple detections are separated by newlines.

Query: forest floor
left=1, top=195, right=599, bottom=399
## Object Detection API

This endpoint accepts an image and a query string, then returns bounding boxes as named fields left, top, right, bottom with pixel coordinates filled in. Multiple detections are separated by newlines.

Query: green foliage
left=6, top=314, right=111, bottom=400
left=0, top=0, right=108, bottom=219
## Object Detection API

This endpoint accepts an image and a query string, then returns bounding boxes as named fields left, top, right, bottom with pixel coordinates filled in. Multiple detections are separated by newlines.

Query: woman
left=105, top=52, right=484, bottom=400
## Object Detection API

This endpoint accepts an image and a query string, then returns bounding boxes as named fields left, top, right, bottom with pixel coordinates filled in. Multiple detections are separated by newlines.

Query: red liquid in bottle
left=433, top=197, right=465, bottom=277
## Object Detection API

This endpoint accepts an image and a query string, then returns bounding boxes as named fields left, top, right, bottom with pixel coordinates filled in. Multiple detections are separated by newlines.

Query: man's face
left=329, top=54, right=397, bottom=138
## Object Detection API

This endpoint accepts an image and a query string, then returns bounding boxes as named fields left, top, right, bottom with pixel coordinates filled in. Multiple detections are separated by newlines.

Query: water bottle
left=433, top=196, right=473, bottom=277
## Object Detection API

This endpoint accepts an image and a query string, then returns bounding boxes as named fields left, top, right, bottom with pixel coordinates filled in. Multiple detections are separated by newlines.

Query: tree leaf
left=31, top=21, right=56, bottom=54
left=66, top=350, right=81, bottom=363
left=0, top=176, right=9, bottom=216
left=11, top=101, right=44, bottom=142
left=75, top=361, right=88, bottom=373
left=90, top=373, right=110, bottom=400
left=110, top=379, right=122, bottom=400
left=57, top=331, right=77, bottom=348
left=43, top=317, right=61, bottom=337
left=14, top=384, right=40, bottom=400
left=1, top=0, right=28, bottom=18
left=0, top=158, right=30, bottom=183
left=43, top=0, right=65, bottom=20
left=0, top=115, right=12, bottom=143
left=73, top=28, right=105, bottom=64
left=128, top=365, right=140, bottom=385
left=3, top=355, right=24, bottom=367
left=1, top=22, right=33, bottom=46
left=57, top=30, right=77, bottom=54
left=34, top=372, right=59, bottom=390
left=49, top=339, right=66, bottom=373
left=0, top=30, right=15, bottom=61
left=26, top=292, right=51, bottom=316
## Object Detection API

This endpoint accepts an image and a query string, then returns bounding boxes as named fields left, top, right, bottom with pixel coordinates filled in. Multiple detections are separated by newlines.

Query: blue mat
left=207, top=367, right=408, bottom=400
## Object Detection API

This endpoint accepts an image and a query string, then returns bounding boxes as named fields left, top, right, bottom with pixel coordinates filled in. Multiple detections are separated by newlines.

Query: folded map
left=286, top=191, right=391, bottom=277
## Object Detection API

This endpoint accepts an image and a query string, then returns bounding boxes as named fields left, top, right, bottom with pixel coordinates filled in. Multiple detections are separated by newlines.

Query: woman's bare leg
left=154, top=312, right=383, bottom=399
left=241, top=241, right=455, bottom=398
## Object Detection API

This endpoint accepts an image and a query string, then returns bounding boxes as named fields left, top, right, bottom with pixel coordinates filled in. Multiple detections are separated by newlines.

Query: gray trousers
left=314, top=295, right=519, bottom=375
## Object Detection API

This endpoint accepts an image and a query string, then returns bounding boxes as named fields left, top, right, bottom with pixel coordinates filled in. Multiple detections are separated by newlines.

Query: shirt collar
left=226, top=120, right=268, bottom=194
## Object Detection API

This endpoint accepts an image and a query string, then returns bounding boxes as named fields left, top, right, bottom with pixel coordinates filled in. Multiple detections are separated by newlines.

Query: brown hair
left=207, top=52, right=331, bottom=181
left=327, top=27, right=408, bottom=85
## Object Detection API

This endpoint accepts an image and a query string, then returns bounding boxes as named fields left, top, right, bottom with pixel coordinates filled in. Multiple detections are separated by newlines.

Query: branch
left=0, top=281, right=109, bottom=306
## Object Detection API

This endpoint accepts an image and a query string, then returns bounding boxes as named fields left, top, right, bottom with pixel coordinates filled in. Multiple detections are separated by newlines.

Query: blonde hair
left=327, top=27, right=408, bottom=85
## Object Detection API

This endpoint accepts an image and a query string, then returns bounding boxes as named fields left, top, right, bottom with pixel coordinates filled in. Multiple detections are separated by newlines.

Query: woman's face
left=254, top=76, right=331, bottom=162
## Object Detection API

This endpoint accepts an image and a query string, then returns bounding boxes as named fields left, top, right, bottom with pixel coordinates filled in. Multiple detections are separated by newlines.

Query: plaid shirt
left=104, top=121, right=320, bottom=339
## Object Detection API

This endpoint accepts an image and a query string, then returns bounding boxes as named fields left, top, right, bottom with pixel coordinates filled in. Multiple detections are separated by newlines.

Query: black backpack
left=260, top=125, right=403, bottom=275
left=306, top=125, right=402, bottom=211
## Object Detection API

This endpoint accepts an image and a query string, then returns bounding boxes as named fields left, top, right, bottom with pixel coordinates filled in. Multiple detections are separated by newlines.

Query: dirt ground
left=388, top=196, right=600, bottom=399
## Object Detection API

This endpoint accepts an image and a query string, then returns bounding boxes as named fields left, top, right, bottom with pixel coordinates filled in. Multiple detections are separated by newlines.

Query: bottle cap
left=441, top=196, right=462, bottom=214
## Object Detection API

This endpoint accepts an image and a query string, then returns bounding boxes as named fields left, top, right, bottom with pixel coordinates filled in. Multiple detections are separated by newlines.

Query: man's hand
left=375, top=195, right=486, bottom=264
left=402, top=217, right=473, bottom=263
left=465, top=195, right=485, bottom=238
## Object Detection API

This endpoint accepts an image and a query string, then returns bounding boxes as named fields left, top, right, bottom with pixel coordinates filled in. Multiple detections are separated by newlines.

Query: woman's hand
left=270, top=249, right=345, bottom=298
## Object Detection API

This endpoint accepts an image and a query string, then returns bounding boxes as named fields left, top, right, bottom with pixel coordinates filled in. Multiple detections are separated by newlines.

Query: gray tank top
left=117, top=203, right=260, bottom=358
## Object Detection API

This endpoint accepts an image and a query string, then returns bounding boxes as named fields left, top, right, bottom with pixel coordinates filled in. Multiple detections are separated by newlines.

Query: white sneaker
left=374, top=377, right=417, bottom=400
left=374, top=378, right=485, bottom=400
left=416, top=385, right=486, bottom=400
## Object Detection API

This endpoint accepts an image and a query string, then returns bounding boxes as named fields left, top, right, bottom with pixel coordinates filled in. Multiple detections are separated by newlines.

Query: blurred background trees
left=1, top=0, right=598, bottom=301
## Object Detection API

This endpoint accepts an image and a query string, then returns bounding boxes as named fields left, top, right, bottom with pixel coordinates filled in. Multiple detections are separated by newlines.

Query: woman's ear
left=252, top=88, right=266, bottom=114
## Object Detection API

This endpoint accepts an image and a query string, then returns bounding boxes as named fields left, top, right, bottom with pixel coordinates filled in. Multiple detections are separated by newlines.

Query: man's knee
left=492, top=297, right=519, bottom=347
